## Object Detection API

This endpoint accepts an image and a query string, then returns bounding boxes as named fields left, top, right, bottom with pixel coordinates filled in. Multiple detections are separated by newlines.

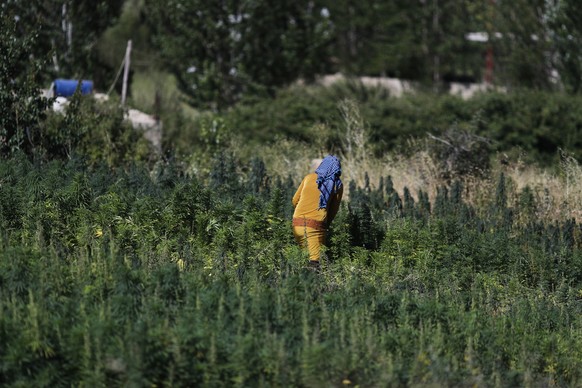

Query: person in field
left=292, top=155, right=343, bottom=267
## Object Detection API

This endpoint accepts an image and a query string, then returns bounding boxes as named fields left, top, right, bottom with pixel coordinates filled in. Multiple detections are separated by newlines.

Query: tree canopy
left=144, top=0, right=333, bottom=109
left=2, top=0, right=582, bottom=108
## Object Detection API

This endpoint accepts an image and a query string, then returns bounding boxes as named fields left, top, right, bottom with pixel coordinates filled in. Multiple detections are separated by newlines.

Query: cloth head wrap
left=315, top=155, right=342, bottom=209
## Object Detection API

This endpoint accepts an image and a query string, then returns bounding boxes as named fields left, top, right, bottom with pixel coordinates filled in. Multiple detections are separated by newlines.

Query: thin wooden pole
left=121, top=40, right=132, bottom=106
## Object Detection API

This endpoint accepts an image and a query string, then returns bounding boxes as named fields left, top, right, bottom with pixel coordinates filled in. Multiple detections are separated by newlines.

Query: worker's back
left=292, top=173, right=326, bottom=222
left=292, top=172, right=343, bottom=225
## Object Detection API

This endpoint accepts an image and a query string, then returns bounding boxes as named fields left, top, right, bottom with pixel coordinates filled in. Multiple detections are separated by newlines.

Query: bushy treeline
left=202, top=85, right=582, bottom=165
left=111, top=0, right=582, bottom=106
left=3, top=1, right=582, bottom=166
left=1, top=154, right=581, bottom=386
left=4, top=0, right=582, bottom=110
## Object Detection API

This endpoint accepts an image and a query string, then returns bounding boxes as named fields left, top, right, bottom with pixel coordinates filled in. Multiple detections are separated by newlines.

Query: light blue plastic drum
left=54, top=79, right=94, bottom=97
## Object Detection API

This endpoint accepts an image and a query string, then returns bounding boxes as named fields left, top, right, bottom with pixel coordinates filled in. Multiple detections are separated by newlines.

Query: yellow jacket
left=292, top=173, right=343, bottom=226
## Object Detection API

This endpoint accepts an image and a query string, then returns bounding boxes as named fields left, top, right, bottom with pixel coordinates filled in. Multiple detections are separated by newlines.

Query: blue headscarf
left=315, top=155, right=342, bottom=209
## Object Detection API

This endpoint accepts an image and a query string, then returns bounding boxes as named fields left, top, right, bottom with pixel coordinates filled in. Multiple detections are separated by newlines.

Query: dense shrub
left=202, top=85, right=582, bottom=165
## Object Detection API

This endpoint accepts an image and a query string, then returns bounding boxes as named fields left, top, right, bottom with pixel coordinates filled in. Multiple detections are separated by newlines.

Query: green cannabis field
left=3, top=1, right=582, bottom=384
left=1, top=136, right=581, bottom=386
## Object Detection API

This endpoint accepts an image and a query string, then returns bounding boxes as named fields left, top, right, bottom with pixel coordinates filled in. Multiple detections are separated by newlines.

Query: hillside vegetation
left=1, top=93, right=582, bottom=385
left=2, top=1, right=582, bottom=386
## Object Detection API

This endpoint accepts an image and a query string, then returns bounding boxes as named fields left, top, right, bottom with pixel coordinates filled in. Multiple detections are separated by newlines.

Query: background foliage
left=141, top=0, right=582, bottom=101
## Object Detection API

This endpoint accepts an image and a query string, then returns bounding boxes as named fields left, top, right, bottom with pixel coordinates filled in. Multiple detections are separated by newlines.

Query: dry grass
left=319, top=150, right=580, bottom=223
left=241, top=99, right=582, bottom=223
left=253, top=140, right=581, bottom=223
left=501, top=150, right=582, bottom=222
left=252, top=137, right=315, bottom=181
left=336, top=98, right=442, bottom=201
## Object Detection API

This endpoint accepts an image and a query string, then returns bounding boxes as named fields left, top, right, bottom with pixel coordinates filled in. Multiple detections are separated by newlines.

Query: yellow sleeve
left=292, top=176, right=306, bottom=207
left=326, top=184, right=343, bottom=224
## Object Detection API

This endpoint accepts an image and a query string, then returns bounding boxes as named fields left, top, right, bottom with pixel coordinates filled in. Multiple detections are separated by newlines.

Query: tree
left=0, top=8, right=49, bottom=157
left=549, top=0, right=582, bottom=93
left=491, top=0, right=555, bottom=89
left=144, top=0, right=333, bottom=109
left=62, top=0, right=125, bottom=84
left=420, top=0, right=487, bottom=84
left=323, top=0, right=485, bottom=84
left=321, top=0, right=383, bottom=75
left=4, top=0, right=124, bottom=86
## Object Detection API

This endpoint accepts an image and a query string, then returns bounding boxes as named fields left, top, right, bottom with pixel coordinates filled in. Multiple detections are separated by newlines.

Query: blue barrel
left=54, top=79, right=94, bottom=97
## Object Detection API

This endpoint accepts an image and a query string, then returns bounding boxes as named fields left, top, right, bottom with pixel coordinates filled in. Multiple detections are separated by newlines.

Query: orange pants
left=292, top=226, right=326, bottom=262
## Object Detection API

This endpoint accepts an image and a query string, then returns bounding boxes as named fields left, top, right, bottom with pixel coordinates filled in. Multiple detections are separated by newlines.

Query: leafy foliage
left=3, top=0, right=124, bottom=85
left=0, top=9, right=50, bottom=157
left=144, top=0, right=332, bottom=109
left=323, top=0, right=486, bottom=83
left=1, top=153, right=581, bottom=386
left=549, top=0, right=582, bottom=93
left=207, top=85, right=582, bottom=164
